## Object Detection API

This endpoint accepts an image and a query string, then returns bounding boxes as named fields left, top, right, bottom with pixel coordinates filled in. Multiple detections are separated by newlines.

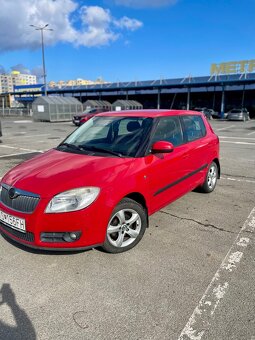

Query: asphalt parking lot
left=0, top=116, right=254, bottom=340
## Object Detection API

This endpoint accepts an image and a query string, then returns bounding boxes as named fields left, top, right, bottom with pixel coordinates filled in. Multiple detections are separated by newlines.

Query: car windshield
left=58, top=116, right=153, bottom=157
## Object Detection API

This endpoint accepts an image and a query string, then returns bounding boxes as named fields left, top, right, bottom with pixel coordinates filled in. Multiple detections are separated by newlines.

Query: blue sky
left=0, top=0, right=254, bottom=83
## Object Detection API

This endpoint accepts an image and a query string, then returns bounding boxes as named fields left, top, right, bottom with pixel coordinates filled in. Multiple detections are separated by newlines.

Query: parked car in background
left=0, top=120, right=2, bottom=138
left=218, top=111, right=229, bottom=119
left=227, top=108, right=250, bottom=121
left=0, top=110, right=220, bottom=253
left=72, top=108, right=109, bottom=126
left=194, top=107, right=213, bottom=120
left=207, top=109, right=218, bottom=119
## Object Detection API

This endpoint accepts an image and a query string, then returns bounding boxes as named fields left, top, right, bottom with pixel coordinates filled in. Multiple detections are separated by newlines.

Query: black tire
left=200, top=162, right=218, bottom=193
left=102, top=198, right=147, bottom=253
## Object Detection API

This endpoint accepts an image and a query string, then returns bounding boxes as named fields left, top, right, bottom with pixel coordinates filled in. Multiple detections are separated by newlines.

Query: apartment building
left=48, top=77, right=107, bottom=88
left=0, top=71, right=37, bottom=94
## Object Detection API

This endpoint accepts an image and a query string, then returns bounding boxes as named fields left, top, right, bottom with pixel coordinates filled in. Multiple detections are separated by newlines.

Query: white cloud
left=114, top=16, right=143, bottom=31
left=114, top=0, right=178, bottom=8
left=10, top=64, right=31, bottom=74
left=0, top=0, right=143, bottom=52
left=78, top=6, right=118, bottom=47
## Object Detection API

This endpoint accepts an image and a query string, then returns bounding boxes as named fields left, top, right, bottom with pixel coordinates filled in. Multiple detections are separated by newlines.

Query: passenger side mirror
left=151, top=141, right=174, bottom=154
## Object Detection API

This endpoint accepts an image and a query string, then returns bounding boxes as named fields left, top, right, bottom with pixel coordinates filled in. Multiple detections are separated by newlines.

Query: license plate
left=0, top=209, right=26, bottom=232
left=74, top=119, right=80, bottom=123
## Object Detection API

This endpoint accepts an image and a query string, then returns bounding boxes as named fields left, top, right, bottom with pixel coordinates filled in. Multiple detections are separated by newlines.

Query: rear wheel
left=200, top=162, right=218, bottom=193
left=102, top=198, right=147, bottom=253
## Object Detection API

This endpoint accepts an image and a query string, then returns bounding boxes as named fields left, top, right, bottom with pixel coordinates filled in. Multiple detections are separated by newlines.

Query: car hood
left=2, top=149, right=134, bottom=198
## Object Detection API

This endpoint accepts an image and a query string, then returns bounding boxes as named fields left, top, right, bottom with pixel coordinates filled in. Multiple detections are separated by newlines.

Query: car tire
left=102, top=198, right=147, bottom=253
left=200, top=162, right=218, bottom=193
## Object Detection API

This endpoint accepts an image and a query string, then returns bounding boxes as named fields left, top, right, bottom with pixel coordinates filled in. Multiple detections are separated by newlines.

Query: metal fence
left=0, top=108, right=31, bottom=116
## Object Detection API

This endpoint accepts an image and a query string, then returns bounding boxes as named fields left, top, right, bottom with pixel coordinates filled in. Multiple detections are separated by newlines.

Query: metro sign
left=210, top=59, right=255, bottom=75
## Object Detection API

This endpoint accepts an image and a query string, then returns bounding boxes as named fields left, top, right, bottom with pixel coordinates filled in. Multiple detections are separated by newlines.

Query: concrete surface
left=0, top=117, right=254, bottom=340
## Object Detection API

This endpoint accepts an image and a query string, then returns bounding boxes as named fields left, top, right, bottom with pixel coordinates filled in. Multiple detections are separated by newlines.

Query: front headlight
left=45, top=187, right=100, bottom=213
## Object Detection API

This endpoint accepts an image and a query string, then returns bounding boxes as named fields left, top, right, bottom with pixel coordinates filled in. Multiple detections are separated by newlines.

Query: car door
left=144, top=116, right=191, bottom=213
left=180, top=115, right=212, bottom=189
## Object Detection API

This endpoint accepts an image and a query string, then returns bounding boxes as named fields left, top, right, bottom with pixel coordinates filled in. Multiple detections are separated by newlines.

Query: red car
left=0, top=110, right=220, bottom=253
left=72, top=108, right=108, bottom=126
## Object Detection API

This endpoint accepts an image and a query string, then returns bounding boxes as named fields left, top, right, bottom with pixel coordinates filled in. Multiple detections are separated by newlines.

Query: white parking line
left=216, top=125, right=235, bottom=131
left=13, top=120, right=32, bottom=123
left=3, top=133, right=50, bottom=138
left=219, top=136, right=255, bottom=141
left=221, top=176, right=255, bottom=184
left=0, top=145, right=44, bottom=153
left=247, top=131, right=255, bottom=136
left=220, top=141, right=255, bottom=145
left=178, top=207, right=255, bottom=340
left=0, top=151, right=43, bottom=159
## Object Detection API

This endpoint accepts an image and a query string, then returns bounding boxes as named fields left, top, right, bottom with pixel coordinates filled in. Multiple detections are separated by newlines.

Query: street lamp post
left=30, top=24, right=53, bottom=96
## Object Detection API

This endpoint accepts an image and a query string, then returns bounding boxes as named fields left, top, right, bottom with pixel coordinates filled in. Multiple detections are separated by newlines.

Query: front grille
left=0, top=221, right=35, bottom=242
left=0, top=184, right=40, bottom=213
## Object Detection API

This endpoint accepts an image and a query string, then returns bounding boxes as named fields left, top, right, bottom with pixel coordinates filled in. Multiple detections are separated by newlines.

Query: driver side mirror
left=151, top=141, right=174, bottom=154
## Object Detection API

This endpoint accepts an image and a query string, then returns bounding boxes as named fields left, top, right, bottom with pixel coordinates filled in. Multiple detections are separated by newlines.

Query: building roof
left=9, top=72, right=255, bottom=98
left=33, top=96, right=81, bottom=105
left=84, top=99, right=111, bottom=107
left=112, top=100, right=143, bottom=106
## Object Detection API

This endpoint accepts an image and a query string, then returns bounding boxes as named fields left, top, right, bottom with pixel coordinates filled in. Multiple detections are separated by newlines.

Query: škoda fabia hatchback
left=0, top=110, right=220, bottom=253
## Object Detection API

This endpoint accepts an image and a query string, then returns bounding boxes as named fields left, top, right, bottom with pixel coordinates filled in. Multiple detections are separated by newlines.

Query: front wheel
left=102, top=198, right=147, bottom=253
left=200, top=162, right=218, bottom=193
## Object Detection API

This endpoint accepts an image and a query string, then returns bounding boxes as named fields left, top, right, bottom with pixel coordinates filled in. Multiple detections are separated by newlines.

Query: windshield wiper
left=58, top=142, right=84, bottom=152
left=80, top=145, right=123, bottom=157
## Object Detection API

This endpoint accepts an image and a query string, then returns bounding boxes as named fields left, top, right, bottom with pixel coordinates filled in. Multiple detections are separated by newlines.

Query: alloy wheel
left=107, top=208, right=142, bottom=248
left=207, top=164, right=217, bottom=190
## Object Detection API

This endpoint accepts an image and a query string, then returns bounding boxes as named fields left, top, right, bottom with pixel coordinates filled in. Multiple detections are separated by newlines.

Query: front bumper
left=0, top=194, right=110, bottom=250
left=0, top=225, right=102, bottom=251
left=72, top=117, right=81, bottom=126
left=227, top=114, right=244, bottom=121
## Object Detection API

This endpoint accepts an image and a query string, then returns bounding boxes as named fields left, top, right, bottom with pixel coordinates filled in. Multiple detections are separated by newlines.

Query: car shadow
left=246, top=126, right=255, bottom=130
left=0, top=283, right=37, bottom=340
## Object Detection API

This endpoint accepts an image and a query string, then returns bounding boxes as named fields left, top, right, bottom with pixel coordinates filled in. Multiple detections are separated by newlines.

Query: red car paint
left=0, top=110, right=220, bottom=250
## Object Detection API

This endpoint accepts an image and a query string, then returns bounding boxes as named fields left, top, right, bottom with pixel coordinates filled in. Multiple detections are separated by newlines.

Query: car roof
left=97, top=109, right=202, bottom=118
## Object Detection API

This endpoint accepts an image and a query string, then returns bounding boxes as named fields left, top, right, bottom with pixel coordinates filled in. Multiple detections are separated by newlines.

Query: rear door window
left=181, top=115, right=206, bottom=142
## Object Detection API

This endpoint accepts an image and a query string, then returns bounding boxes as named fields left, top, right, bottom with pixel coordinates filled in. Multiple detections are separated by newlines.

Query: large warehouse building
left=3, top=60, right=255, bottom=118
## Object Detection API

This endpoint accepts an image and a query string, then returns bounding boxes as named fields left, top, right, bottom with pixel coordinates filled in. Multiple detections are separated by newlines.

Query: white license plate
left=74, top=119, right=80, bottom=123
left=0, top=209, right=26, bottom=232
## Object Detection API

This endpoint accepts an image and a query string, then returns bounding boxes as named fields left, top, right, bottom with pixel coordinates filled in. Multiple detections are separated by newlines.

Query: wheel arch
left=213, top=158, right=220, bottom=178
left=124, top=192, right=149, bottom=227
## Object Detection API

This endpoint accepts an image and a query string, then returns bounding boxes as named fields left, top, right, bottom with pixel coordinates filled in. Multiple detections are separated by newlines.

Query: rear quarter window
left=182, top=115, right=206, bottom=142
